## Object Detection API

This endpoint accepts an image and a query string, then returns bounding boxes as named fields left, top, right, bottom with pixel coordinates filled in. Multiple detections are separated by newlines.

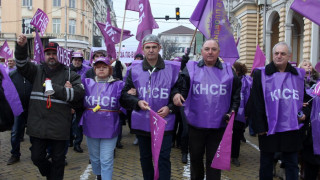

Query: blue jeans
left=86, top=136, right=118, bottom=180
left=72, top=111, right=83, bottom=146
left=137, top=134, right=172, bottom=180
left=259, top=151, right=299, bottom=180
left=10, top=111, right=27, bottom=157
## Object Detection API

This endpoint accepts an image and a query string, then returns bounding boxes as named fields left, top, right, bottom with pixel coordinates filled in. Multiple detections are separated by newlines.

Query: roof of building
left=159, top=25, right=195, bottom=35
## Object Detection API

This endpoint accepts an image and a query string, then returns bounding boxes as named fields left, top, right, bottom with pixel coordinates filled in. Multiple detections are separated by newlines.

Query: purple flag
left=57, top=46, right=72, bottom=66
left=0, top=64, right=23, bottom=116
left=211, top=112, right=235, bottom=170
left=312, top=82, right=320, bottom=96
left=291, top=0, right=320, bottom=26
left=30, top=8, right=49, bottom=36
left=310, top=96, right=320, bottom=155
left=0, top=41, right=13, bottom=60
left=251, top=44, right=266, bottom=74
left=135, top=0, right=159, bottom=55
left=125, top=0, right=139, bottom=12
left=315, top=61, right=320, bottom=73
left=190, top=0, right=239, bottom=65
left=33, top=30, right=45, bottom=64
left=150, top=109, right=167, bottom=180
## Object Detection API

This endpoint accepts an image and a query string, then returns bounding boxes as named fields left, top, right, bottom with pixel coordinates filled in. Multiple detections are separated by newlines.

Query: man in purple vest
left=173, top=39, right=241, bottom=180
left=120, top=34, right=180, bottom=180
left=250, top=42, right=310, bottom=180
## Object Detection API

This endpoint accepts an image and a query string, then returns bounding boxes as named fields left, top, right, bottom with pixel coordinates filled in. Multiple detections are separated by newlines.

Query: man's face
left=93, top=52, right=105, bottom=62
left=143, top=43, right=161, bottom=61
left=273, top=45, right=291, bottom=67
left=7, top=59, right=15, bottom=68
left=45, top=50, right=58, bottom=67
left=72, top=57, right=83, bottom=68
left=201, top=40, right=220, bottom=66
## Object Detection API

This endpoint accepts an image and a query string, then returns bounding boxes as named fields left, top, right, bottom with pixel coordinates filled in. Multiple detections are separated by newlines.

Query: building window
left=53, top=0, right=61, bottom=7
left=69, top=0, right=76, bottom=8
left=23, top=18, right=32, bottom=34
left=52, top=18, right=61, bottom=34
left=22, top=0, right=32, bottom=6
left=69, top=19, right=76, bottom=34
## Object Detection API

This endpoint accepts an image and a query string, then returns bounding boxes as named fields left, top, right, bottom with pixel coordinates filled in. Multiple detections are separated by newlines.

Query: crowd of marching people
left=1, top=33, right=320, bottom=180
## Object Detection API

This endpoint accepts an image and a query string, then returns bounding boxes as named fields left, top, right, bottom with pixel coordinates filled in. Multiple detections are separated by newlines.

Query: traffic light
left=176, top=7, right=180, bottom=20
left=165, top=15, right=169, bottom=21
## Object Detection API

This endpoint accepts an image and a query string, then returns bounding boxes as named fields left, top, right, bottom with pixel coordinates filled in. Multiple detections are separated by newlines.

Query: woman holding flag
left=80, top=57, right=124, bottom=180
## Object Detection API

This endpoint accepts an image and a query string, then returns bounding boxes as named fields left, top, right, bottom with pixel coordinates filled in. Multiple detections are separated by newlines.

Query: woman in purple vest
left=231, top=62, right=252, bottom=167
left=80, top=57, right=124, bottom=180
left=298, top=59, right=320, bottom=179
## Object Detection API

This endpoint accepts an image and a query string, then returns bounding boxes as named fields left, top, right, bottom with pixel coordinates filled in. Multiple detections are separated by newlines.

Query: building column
left=279, top=7, right=286, bottom=42
left=303, top=19, right=312, bottom=60
left=311, top=23, right=319, bottom=65
left=285, top=23, right=294, bottom=46
left=266, top=31, right=272, bottom=62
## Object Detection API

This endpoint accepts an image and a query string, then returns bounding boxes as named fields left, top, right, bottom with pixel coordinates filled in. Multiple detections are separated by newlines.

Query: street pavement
left=0, top=125, right=284, bottom=180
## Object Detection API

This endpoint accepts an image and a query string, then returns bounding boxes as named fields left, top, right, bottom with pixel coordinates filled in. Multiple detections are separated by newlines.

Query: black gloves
left=14, top=42, right=28, bottom=60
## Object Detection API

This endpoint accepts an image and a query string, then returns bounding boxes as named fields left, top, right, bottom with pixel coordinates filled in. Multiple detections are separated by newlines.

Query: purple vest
left=235, top=75, right=252, bottom=123
left=310, top=96, right=320, bottom=155
left=261, top=68, right=305, bottom=135
left=80, top=78, right=124, bottom=138
left=130, top=60, right=180, bottom=132
left=184, top=61, right=234, bottom=128
left=77, top=64, right=91, bottom=80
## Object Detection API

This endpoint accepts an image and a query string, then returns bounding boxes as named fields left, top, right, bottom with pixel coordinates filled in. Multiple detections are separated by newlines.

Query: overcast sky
left=112, top=0, right=199, bottom=48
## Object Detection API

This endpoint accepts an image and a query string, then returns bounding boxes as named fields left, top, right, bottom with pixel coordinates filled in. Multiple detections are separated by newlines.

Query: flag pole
left=189, top=28, right=198, bottom=50
left=117, top=10, right=127, bottom=60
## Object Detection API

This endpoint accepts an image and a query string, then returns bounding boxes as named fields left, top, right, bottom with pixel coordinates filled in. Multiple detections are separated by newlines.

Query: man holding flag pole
left=120, top=34, right=180, bottom=180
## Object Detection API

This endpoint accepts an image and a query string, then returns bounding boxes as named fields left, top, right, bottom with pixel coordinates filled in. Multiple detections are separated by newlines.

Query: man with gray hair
left=120, top=34, right=180, bottom=180
left=250, top=42, right=310, bottom=180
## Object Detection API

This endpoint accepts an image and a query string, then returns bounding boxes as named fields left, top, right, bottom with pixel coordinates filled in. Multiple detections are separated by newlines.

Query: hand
left=298, top=114, right=306, bottom=121
left=71, top=108, right=75, bottom=114
left=303, top=103, right=308, bottom=107
left=127, top=88, right=137, bottom=95
left=173, top=93, right=185, bottom=106
left=157, top=106, right=170, bottom=118
left=258, top=132, right=267, bottom=136
left=17, top=34, right=27, bottom=47
left=223, top=114, right=231, bottom=123
left=64, top=81, right=72, bottom=88
left=138, top=100, right=149, bottom=111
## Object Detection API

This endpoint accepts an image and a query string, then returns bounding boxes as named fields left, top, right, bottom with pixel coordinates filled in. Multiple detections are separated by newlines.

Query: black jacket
left=9, top=69, right=32, bottom=111
left=172, top=58, right=242, bottom=129
left=15, top=43, right=85, bottom=140
left=251, top=61, right=311, bottom=152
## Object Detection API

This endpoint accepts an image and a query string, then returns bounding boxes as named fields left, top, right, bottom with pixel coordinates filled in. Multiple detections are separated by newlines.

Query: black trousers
left=30, top=136, right=67, bottom=180
left=304, top=161, right=320, bottom=180
left=188, top=126, right=224, bottom=180
left=231, top=121, right=245, bottom=158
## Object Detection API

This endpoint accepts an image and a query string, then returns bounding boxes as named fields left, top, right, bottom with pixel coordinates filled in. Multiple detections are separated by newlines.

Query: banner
left=190, top=0, right=239, bottom=65
left=57, top=46, right=72, bottom=66
left=33, top=30, right=45, bottom=64
left=211, top=112, right=235, bottom=170
left=150, top=109, right=167, bottom=180
left=0, top=41, right=13, bottom=60
left=291, top=0, right=320, bottom=26
left=30, top=8, right=49, bottom=36
left=125, top=0, right=139, bottom=12
left=251, top=44, right=266, bottom=74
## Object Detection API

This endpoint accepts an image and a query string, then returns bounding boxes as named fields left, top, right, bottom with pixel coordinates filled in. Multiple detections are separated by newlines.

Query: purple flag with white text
left=30, top=8, right=49, bottom=36
left=57, top=46, right=72, bottom=66
left=251, top=44, right=266, bottom=74
left=211, top=112, right=235, bottom=170
left=135, top=0, right=159, bottom=55
left=126, top=0, right=139, bottom=12
left=33, top=30, right=45, bottom=64
left=0, top=41, right=13, bottom=60
left=291, top=0, right=320, bottom=26
left=190, top=0, right=239, bottom=65
left=150, top=109, right=167, bottom=180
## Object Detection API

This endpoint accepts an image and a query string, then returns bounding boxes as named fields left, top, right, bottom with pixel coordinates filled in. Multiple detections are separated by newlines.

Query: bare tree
left=160, top=39, right=177, bottom=60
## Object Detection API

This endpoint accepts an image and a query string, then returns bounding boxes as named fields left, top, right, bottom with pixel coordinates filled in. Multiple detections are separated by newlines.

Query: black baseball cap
left=44, top=42, right=59, bottom=52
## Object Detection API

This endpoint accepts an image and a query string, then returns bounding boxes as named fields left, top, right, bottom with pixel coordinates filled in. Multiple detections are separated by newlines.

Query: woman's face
left=301, top=61, right=312, bottom=74
left=95, top=63, right=110, bottom=79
